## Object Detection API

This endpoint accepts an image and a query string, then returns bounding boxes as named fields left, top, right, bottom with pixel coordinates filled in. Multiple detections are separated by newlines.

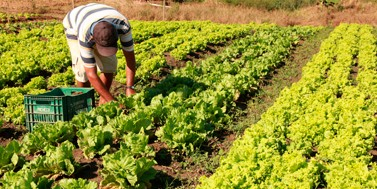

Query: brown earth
left=0, top=122, right=27, bottom=147
left=1, top=0, right=377, bottom=26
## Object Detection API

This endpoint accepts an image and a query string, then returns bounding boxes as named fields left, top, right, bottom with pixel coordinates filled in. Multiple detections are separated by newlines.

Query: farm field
left=198, top=23, right=377, bottom=189
left=1, top=1, right=377, bottom=189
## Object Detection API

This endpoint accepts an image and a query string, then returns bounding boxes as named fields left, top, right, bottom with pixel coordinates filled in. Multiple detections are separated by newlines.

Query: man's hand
left=126, top=87, right=136, bottom=96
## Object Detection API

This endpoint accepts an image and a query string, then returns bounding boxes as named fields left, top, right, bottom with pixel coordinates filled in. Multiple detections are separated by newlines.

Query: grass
left=1, top=0, right=377, bottom=26
left=220, top=0, right=317, bottom=11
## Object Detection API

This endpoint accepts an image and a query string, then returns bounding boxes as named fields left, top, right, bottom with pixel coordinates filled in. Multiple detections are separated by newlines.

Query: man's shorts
left=66, top=38, right=118, bottom=83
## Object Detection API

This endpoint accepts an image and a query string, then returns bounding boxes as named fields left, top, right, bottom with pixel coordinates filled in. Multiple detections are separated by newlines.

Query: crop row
left=116, top=21, right=253, bottom=83
left=197, top=23, right=377, bottom=188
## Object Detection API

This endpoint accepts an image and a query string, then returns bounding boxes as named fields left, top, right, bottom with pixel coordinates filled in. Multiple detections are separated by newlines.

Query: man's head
left=93, top=21, right=118, bottom=57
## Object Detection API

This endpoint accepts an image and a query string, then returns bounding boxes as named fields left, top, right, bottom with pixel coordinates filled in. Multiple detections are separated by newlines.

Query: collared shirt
left=63, top=3, right=134, bottom=66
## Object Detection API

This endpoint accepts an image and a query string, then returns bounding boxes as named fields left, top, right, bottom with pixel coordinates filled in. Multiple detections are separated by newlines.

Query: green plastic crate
left=24, top=87, right=95, bottom=131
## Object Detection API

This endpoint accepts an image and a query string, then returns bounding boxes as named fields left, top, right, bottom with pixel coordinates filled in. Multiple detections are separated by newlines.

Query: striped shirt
left=63, top=3, right=134, bottom=66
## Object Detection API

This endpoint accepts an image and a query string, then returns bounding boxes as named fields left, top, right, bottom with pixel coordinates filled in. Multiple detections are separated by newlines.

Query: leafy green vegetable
left=24, top=76, right=47, bottom=91
left=47, top=67, right=75, bottom=88
left=70, top=101, right=122, bottom=130
left=0, top=140, right=25, bottom=175
left=0, top=169, right=53, bottom=189
left=77, top=125, right=114, bottom=159
left=53, top=178, right=97, bottom=189
left=101, top=148, right=156, bottom=189
left=120, top=129, right=155, bottom=158
left=21, top=121, right=75, bottom=154
left=25, top=141, right=78, bottom=177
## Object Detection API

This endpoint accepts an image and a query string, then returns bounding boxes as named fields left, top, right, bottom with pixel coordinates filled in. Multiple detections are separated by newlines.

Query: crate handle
left=71, top=91, right=84, bottom=95
left=35, top=100, right=51, bottom=105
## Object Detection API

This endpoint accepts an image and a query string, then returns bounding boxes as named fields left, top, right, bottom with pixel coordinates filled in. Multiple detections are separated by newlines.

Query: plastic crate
left=24, top=87, right=95, bottom=131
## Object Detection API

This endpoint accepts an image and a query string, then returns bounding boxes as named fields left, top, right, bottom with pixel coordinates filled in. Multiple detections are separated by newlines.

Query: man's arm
left=123, top=49, right=136, bottom=96
left=84, top=66, right=116, bottom=103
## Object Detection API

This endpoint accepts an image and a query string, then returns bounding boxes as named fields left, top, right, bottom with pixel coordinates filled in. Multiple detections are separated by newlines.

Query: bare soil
left=1, top=0, right=377, bottom=26
left=0, top=123, right=27, bottom=146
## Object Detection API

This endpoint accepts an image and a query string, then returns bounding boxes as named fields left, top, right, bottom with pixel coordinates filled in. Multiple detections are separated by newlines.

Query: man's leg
left=66, top=38, right=90, bottom=88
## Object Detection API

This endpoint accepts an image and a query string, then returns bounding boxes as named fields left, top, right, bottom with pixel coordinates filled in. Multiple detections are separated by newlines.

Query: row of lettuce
left=0, top=20, right=252, bottom=126
left=0, top=21, right=319, bottom=188
left=0, top=13, right=38, bottom=23
left=197, top=23, right=377, bottom=188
